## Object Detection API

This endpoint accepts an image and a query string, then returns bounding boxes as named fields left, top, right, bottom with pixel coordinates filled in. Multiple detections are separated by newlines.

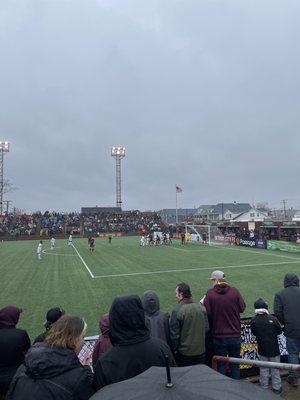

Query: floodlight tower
left=111, top=146, right=125, bottom=208
left=0, top=141, right=10, bottom=215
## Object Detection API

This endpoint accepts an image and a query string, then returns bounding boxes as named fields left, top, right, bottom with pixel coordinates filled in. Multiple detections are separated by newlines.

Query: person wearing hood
left=0, top=306, right=31, bottom=397
left=92, top=313, right=112, bottom=370
left=250, top=298, right=282, bottom=394
left=141, top=290, right=170, bottom=346
left=33, top=306, right=65, bottom=344
left=274, top=273, right=300, bottom=387
left=204, top=270, right=246, bottom=379
left=7, top=314, right=94, bottom=400
left=93, top=295, right=175, bottom=390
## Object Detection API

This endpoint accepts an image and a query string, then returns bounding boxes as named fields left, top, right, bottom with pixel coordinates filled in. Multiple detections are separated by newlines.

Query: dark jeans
left=176, top=352, right=205, bottom=367
left=213, top=337, right=241, bottom=379
left=286, top=337, right=300, bottom=378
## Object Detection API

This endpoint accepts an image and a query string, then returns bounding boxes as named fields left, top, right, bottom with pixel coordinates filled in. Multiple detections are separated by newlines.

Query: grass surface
left=1, top=236, right=300, bottom=340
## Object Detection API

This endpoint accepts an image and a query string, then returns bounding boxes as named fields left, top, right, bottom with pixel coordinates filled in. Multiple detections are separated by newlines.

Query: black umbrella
left=90, top=364, right=279, bottom=400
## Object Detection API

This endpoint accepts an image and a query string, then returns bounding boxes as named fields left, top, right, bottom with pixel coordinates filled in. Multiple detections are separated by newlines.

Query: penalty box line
left=93, top=260, right=300, bottom=279
left=71, top=243, right=95, bottom=279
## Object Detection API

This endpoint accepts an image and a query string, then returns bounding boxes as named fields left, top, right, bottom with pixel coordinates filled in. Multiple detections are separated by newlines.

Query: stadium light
left=111, top=146, right=126, bottom=209
left=0, top=141, right=10, bottom=215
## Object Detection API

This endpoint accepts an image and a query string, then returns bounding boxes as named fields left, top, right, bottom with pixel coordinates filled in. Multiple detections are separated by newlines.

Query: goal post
left=185, top=224, right=211, bottom=244
left=185, top=224, right=230, bottom=245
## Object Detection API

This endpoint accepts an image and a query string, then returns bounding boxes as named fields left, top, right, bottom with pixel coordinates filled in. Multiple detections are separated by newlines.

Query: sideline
left=93, top=260, right=300, bottom=279
left=71, top=243, right=95, bottom=279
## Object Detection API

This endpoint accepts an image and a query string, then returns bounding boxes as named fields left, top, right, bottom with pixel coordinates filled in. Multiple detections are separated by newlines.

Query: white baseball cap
left=210, top=270, right=225, bottom=280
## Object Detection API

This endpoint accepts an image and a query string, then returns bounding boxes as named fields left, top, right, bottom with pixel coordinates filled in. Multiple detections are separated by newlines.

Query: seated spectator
left=93, top=295, right=175, bottom=390
left=141, top=290, right=171, bottom=346
left=92, top=314, right=112, bottom=371
left=7, top=315, right=94, bottom=400
left=250, top=298, right=282, bottom=395
left=33, top=307, right=65, bottom=344
left=0, top=306, right=31, bottom=397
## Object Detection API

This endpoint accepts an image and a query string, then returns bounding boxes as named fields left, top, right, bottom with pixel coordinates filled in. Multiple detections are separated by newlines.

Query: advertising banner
left=239, top=238, right=256, bottom=247
left=267, top=240, right=300, bottom=253
left=256, top=239, right=267, bottom=249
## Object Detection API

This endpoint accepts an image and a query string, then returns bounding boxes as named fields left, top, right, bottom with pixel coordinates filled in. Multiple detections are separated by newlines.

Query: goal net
left=185, top=225, right=231, bottom=245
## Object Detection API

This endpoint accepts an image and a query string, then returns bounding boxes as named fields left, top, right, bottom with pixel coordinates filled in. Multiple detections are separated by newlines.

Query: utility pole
left=281, top=199, right=288, bottom=219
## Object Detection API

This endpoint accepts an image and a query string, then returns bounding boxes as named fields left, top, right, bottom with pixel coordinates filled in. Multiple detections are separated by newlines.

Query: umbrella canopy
left=90, top=364, right=278, bottom=400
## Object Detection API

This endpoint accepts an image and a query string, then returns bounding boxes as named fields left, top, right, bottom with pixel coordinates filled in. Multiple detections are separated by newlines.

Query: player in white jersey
left=68, top=234, right=73, bottom=246
left=140, top=235, right=146, bottom=246
left=37, top=241, right=43, bottom=260
left=50, top=237, right=56, bottom=250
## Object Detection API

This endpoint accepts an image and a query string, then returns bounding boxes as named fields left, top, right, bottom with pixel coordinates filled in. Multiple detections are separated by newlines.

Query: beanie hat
left=254, top=298, right=268, bottom=310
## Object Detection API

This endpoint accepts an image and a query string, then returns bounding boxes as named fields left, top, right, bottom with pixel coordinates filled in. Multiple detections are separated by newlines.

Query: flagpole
left=175, top=185, right=178, bottom=225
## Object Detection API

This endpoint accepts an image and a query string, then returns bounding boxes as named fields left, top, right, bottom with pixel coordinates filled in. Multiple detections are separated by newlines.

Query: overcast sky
left=0, top=0, right=299, bottom=213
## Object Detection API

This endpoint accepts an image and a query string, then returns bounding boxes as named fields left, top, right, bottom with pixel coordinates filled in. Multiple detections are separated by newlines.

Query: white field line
left=71, top=243, right=95, bottom=278
left=42, top=249, right=77, bottom=257
left=170, top=247, right=212, bottom=252
left=93, top=260, right=300, bottom=279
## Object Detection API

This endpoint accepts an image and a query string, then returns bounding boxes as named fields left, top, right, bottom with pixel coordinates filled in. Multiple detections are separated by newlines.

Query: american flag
left=176, top=186, right=183, bottom=193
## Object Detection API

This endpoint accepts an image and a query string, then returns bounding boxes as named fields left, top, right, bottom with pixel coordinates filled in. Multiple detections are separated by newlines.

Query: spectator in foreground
left=93, top=295, right=175, bottom=390
left=7, top=315, right=94, bottom=400
left=141, top=290, right=171, bottom=346
left=170, top=282, right=207, bottom=366
left=33, top=307, right=65, bottom=344
left=204, top=270, right=246, bottom=379
left=92, top=313, right=112, bottom=371
left=0, top=306, right=31, bottom=397
left=274, top=273, right=300, bottom=387
left=250, top=298, right=282, bottom=394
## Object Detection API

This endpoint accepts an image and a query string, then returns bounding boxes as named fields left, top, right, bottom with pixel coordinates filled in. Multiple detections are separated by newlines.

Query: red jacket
left=204, top=284, right=246, bottom=338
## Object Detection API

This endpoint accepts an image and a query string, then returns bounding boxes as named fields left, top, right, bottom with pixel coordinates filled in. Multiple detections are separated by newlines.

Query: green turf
left=1, top=237, right=300, bottom=340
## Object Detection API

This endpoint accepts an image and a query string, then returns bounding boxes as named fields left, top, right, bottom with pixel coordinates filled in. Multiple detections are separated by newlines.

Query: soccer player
left=140, top=235, right=146, bottom=247
left=50, top=237, right=56, bottom=250
left=68, top=233, right=73, bottom=246
left=108, top=234, right=112, bottom=244
left=89, top=237, right=95, bottom=253
left=37, top=241, right=43, bottom=260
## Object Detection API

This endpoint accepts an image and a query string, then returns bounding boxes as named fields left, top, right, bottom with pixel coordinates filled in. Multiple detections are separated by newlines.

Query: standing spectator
left=204, top=270, right=246, bottom=379
left=7, top=315, right=94, bottom=400
left=251, top=298, right=282, bottom=394
left=170, top=282, right=207, bottom=366
left=93, top=295, right=175, bottom=390
left=274, top=273, right=300, bottom=387
left=33, top=307, right=65, bottom=344
left=0, top=306, right=31, bottom=397
left=92, top=314, right=112, bottom=371
left=141, top=290, right=170, bottom=346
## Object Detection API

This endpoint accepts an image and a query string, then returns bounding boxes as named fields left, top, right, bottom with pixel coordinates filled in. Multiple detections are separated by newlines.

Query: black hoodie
left=274, top=273, right=300, bottom=338
left=141, top=291, right=171, bottom=345
left=93, top=295, right=174, bottom=390
left=7, top=344, right=94, bottom=400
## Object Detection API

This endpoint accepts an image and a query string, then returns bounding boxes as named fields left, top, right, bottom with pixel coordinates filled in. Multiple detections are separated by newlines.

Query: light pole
left=0, top=141, right=10, bottom=215
left=111, top=146, right=125, bottom=209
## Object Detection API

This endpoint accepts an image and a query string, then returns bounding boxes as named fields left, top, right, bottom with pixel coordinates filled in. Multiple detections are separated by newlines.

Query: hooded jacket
left=92, top=314, right=112, bottom=370
left=274, top=273, right=300, bottom=338
left=250, top=313, right=282, bottom=357
left=93, top=295, right=174, bottom=390
left=141, top=291, right=170, bottom=345
left=7, top=343, right=94, bottom=400
left=204, top=283, right=246, bottom=338
left=0, top=306, right=31, bottom=396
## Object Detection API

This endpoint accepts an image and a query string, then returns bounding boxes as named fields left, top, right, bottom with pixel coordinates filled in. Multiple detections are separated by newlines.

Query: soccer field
left=1, top=236, right=300, bottom=339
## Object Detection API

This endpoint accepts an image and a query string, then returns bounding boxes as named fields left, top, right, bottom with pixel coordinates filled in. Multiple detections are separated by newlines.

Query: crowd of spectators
left=82, top=211, right=164, bottom=235
left=0, top=214, right=38, bottom=237
left=0, top=211, right=165, bottom=238
left=1, top=272, right=299, bottom=399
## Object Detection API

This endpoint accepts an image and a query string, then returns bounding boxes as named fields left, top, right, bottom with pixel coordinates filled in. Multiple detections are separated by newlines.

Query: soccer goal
left=185, top=225, right=228, bottom=245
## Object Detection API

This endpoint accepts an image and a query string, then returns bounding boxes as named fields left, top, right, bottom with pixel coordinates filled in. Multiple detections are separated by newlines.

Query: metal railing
left=212, top=356, right=300, bottom=373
